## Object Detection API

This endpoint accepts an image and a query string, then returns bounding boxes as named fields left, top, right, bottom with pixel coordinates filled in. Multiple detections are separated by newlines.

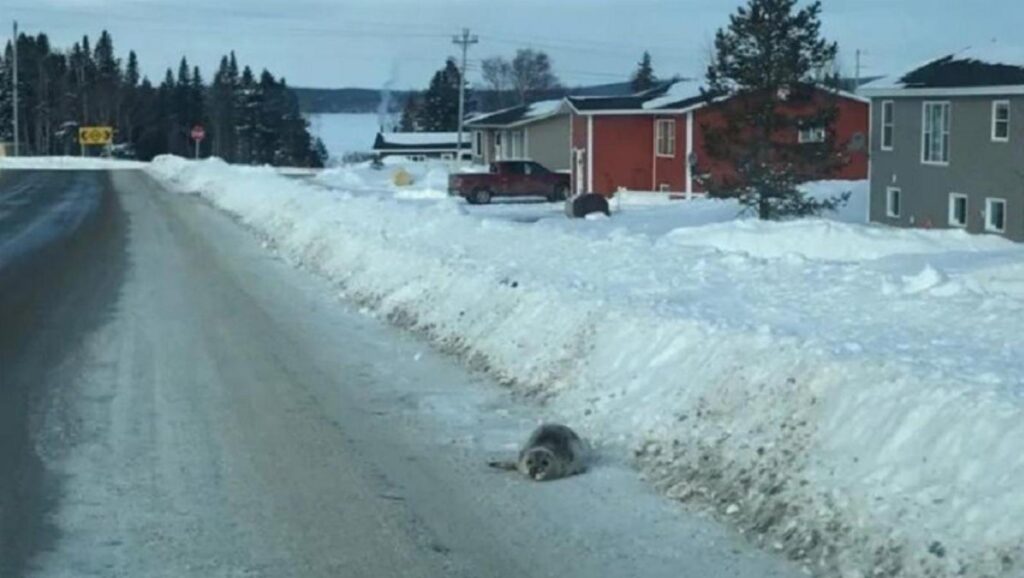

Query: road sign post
left=191, top=125, right=206, bottom=160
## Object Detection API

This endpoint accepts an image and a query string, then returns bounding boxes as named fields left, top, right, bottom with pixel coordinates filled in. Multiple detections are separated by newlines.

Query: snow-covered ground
left=305, top=113, right=382, bottom=161
left=147, top=156, right=1024, bottom=578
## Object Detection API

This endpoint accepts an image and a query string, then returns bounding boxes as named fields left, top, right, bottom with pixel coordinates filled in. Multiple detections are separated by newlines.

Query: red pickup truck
left=449, top=161, right=571, bottom=205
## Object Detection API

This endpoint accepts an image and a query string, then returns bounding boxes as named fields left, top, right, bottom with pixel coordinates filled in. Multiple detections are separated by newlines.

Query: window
left=494, top=132, right=504, bottom=159
left=922, top=102, right=951, bottom=165
left=881, top=100, right=895, bottom=150
left=659, top=184, right=671, bottom=192
left=986, top=198, right=1007, bottom=233
left=992, top=101, right=1010, bottom=142
left=526, top=162, right=548, bottom=174
left=948, top=193, right=968, bottom=228
left=656, top=119, right=676, bottom=157
left=473, top=131, right=483, bottom=157
left=886, top=187, right=901, bottom=218
left=798, top=126, right=826, bottom=144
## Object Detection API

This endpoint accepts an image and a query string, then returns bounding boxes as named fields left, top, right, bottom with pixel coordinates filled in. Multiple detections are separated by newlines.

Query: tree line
left=0, top=30, right=326, bottom=166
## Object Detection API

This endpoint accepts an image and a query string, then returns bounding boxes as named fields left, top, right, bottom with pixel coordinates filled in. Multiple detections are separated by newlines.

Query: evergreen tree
left=399, top=93, right=420, bottom=132
left=631, top=51, right=658, bottom=93
left=93, top=30, right=120, bottom=124
left=417, top=59, right=461, bottom=132
left=702, top=0, right=848, bottom=219
left=0, top=43, right=11, bottom=142
left=235, top=65, right=259, bottom=163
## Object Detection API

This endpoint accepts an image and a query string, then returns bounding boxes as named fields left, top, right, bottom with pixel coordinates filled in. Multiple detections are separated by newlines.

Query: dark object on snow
left=565, top=193, right=610, bottom=219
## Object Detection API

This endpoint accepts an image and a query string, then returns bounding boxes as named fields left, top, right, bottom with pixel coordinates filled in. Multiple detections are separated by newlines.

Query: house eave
left=863, top=85, right=1024, bottom=98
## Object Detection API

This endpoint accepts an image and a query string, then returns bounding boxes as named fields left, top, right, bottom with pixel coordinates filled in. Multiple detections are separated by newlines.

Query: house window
left=886, top=187, right=901, bottom=218
left=881, top=100, right=895, bottom=150
left=948, top=193, right=968, bottom=228
left=659, top=183, right=671, bottom=192
left=494, top=132, right=504, bottom=160
left=798, top=126, right=826, bottom=144
left=992, top=101, right=1010, bottom=142
left=986, top=198, right=1007, bottom=233
left=473, top=131, right=483, bottom=157
left=922, top=102, right=951, bottom=165
left=656, top=119, right=676, bottom=157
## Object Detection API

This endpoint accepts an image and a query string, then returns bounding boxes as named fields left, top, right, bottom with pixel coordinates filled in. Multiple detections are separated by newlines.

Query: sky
left=5, top=0, right=1024, bottom=90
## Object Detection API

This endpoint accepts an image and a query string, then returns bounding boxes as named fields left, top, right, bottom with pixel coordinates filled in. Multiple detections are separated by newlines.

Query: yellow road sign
left=79, top=126, right=114, bottom=146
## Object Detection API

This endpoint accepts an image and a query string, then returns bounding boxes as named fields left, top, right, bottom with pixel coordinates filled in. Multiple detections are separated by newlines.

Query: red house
left=567, top=81, right=869, bottom=197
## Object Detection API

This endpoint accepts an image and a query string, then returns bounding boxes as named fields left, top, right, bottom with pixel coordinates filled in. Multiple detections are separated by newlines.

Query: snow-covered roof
left=373, top=132, right=470, bottom=152
left=465, top=99, right=568, bottom=128
left=379, top=132, right=461, bottom=146
left=863, top=42, right=1024, bottom=95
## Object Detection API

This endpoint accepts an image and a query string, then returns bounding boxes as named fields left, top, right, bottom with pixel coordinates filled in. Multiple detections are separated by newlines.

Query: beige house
left=465, top=100, right=571, bottom=172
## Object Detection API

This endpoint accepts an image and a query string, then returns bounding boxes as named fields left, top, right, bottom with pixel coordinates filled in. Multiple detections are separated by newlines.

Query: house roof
left=373, top=132, right=470, bottom=152
left=863, top=43, right=1024, bottom=96
left=465, top=99, right=568, bottom=128
left=641, top=79, right=707, bottom=110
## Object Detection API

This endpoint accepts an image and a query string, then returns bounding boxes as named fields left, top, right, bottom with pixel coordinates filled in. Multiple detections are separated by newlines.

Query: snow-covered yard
left=148, top=156, right=1024, bottom=578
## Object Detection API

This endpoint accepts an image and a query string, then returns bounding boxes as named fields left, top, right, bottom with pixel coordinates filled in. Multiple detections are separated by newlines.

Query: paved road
left=0, top=169, right=801, bottom=578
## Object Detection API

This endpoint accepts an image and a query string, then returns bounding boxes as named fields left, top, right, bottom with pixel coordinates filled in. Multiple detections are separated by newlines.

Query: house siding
left=870, top=95, right=1024, bottom=240
left=592, top=116, right=655, bottom=195
left=524, top=115, right=571, bottom=171
left=469, top=115, right=571, bottom=172
left=692, top=90, right=869, bottom=192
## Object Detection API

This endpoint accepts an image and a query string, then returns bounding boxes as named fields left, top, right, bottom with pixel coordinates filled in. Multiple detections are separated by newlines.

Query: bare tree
left=510, top=49, right=560, bottom=104
left=481, top=56, right=514, bottom=109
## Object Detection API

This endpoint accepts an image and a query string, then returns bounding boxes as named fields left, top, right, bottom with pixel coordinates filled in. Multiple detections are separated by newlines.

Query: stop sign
left=191, top=125, right=206, bottom=141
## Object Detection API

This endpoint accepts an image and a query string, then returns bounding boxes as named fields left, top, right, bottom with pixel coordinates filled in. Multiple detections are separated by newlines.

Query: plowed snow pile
left=149, top=156, right=1024, bottom=578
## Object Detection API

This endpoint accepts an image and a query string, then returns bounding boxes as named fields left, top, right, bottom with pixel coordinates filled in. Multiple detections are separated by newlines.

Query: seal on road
left=489, top=424, right=588, bottom=482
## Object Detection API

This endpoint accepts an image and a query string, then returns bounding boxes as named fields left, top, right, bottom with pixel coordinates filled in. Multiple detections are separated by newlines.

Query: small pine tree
left=631, top=51, right=658, bottom=93
left=399, top=93, right=420, bottom=132
left=702, top=0, right=849, bottom=220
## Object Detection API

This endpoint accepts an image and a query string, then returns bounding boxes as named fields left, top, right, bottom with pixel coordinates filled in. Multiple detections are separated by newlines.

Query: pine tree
left=93, top=30, right=120, bottom=124
left=702, top=0, right=848, bottom=220
left=417, top=59, right=461, bottom=132
left=0, top=43, right=12, bottom=143
left=631, top=51, right=658, bottom=93
left=399, top=93, right=420, bottom=132
left=235, top=65, right=259, bottom=164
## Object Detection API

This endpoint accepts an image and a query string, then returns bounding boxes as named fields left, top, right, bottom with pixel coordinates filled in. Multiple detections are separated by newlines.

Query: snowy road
left=0, top=170, right=800, bottom=578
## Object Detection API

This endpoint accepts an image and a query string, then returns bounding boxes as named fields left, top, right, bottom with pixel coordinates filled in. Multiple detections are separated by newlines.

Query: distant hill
left=294, top=81, right=638, bottom=115
left=293, top=88, right=415, bottom=114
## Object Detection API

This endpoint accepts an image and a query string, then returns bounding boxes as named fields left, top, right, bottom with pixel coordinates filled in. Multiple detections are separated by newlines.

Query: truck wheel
left=548, top=185, right=570, bottom=203
left=473, top=189, right=492, bottom=205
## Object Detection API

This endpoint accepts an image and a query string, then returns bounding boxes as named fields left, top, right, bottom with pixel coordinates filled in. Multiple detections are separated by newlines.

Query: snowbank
left=0, top=156, right=146, bottom=170
left=148, top=156, right=1024, bottom=578
left=664, top=218, right=1012, bottom=262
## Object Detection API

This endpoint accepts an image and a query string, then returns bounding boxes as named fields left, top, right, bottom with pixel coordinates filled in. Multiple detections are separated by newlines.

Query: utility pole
left=452, top=28, right=478, bottom=165
left=854, top=49, right=862, bottom=94
left=12, top=20, right=19, bottom=157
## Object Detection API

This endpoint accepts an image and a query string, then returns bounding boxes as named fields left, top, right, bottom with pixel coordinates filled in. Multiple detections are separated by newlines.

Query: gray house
left=863, top=46, right=1024, bottom=240
left=464, top=100, right=571, bottom=172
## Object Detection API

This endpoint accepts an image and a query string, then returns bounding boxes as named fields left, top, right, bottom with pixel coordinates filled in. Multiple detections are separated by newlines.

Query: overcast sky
left=6, top=0, right=1024, bottom=90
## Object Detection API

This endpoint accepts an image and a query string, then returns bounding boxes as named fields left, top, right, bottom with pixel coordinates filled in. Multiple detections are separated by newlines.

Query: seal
left=489, top=424, right=588, bottom=482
